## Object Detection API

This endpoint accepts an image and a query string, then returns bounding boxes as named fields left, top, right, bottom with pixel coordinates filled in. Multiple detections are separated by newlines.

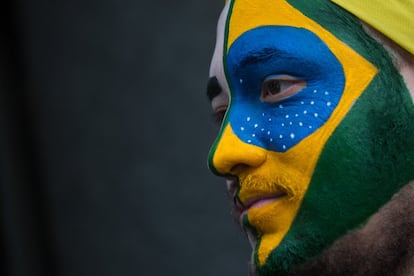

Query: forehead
left=210, top=0, right=352, bottom=86
left=211, top=0, right=324, bottom=96
left=211, top=0, right=377, bottom=90
left=223, top=0, right=344, bottom=52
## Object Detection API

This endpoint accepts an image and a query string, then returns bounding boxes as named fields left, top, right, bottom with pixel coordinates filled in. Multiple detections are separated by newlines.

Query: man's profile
left=206, top=0, right=414, bottom=275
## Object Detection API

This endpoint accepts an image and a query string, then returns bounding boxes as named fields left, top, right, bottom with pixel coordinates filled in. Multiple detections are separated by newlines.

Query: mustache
left=238, top=174, right=303, bottom=201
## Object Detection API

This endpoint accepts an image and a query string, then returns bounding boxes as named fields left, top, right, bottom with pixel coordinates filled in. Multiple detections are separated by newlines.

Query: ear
left=400, top=57, right=414, bottom=103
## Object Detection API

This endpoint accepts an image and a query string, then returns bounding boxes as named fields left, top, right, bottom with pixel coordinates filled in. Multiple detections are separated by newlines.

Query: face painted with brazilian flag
left=207, top=0, right=414, bottom=274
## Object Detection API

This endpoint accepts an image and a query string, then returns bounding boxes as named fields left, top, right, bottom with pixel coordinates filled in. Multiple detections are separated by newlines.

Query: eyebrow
left=206, top=76, right=222, bottom=102
left=239, top=48, right=284, bottom=68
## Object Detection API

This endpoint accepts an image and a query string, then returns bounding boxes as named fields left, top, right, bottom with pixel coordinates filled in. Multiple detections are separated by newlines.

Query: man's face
left=207, top=0, right=414, bottom=274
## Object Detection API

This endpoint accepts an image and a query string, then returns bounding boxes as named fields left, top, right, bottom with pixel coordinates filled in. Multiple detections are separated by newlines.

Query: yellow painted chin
left=246, top=197, right=302, bottom=264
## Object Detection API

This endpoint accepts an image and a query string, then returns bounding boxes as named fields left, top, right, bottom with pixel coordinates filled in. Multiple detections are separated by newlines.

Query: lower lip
left=239, top=196, right=283, bottom=224
left=250, top=197, right=279, bottom=209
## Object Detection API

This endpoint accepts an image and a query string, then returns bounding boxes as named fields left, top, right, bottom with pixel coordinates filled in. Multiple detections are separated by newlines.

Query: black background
left=1, top=0, right=250, bottom=275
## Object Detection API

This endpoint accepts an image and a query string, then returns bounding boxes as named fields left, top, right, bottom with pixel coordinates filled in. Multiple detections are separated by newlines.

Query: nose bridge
left=208, top=124, right=267, bottom=176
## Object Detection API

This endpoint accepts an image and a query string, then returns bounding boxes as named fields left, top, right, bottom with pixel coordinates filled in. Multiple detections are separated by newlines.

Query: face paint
left=208, top=0, right=414, bottom=274
left=227, top=26, right=345, bottom=152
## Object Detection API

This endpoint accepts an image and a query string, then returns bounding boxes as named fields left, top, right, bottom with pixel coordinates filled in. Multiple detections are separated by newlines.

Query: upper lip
left=241, top=192, right=286, bottom=211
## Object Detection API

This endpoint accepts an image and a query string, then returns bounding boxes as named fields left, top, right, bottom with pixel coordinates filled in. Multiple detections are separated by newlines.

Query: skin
left=207, top=0, right=414, bottom=275
left=288, top=181, right=414, bottom=276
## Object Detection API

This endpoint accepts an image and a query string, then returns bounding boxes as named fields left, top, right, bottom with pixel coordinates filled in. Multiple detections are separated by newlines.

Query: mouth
left=225, top=177, right=288, bottom=225
left=238, top=193, right=287, bottom=222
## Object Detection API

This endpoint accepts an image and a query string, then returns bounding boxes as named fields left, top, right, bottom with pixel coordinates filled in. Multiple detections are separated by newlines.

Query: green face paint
left=208, top=0, right=414, bottom=274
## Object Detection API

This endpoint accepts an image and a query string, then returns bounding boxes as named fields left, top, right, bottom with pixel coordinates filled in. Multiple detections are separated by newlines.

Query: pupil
left=269, top=80, right=280, bottom=95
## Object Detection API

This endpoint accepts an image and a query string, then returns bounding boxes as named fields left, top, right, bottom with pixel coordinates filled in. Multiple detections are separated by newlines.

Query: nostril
left=230, top=164, right=250, bottom=175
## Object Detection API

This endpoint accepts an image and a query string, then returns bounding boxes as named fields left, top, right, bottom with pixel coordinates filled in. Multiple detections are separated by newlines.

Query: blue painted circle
left=226, top=26, right=345, bottom=152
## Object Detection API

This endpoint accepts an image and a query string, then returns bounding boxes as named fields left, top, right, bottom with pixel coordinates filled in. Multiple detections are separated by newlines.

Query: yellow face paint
left=210, top=0, right=377, bottom=266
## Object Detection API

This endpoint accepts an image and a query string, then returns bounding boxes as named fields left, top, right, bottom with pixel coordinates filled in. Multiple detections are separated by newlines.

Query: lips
left=244, top=192, right=286, bottom=208
left=238, top=193, right=287, bottom=221
left=225, top=177, right=287, bottom=225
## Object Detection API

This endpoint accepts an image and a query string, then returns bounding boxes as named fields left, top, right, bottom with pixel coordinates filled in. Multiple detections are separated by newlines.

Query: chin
left=252, top=228, right=326, bottom=275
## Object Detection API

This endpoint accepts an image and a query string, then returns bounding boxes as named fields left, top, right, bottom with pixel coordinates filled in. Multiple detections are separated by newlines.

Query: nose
left=208, top=124, right=267, bottom=175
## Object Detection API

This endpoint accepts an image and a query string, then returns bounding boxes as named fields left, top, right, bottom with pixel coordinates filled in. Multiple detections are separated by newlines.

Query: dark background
left=0, top=0, right=250, bottom=275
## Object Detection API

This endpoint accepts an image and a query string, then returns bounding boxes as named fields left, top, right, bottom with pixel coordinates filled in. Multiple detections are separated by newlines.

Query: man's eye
left=212, top=107, right=227, bottom=125
left=263, top=79, right=283, bottom=95
left=210, top=91, right=229, bottom=126
left=260, top=75, right=306, bottom=103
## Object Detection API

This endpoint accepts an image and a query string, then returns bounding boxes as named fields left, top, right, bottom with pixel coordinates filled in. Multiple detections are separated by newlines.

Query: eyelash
left=260, top=76, right=306, bottom=103
left=212, top=108, right=227, bottom=125
left=209, top=77, right=304, bottom=125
